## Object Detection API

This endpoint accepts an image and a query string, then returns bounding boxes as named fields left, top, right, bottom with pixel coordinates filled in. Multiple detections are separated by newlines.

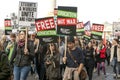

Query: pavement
left=27, top=64, right=120, bottom=80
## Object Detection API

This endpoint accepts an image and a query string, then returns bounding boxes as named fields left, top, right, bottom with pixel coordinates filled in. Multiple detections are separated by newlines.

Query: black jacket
left=10, top=40, right=34, bottom=67
left=0, top=51, right=11, bottom=80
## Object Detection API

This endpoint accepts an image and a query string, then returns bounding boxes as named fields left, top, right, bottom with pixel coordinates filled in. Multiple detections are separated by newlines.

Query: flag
left=84, top=21, right=91, bottom=36
left=84, top=21, right=91, bottom=31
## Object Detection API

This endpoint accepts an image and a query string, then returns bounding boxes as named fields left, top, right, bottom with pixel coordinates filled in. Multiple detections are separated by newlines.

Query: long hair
left=0, top=42, right=4, bottom=51
left=46, top=43, right=59, bottom=55
left=86, top=41, right=93, bottom=50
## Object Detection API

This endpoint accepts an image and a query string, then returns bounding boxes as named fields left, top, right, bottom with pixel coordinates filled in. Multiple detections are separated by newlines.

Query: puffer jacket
left=10, top=40, right=34, bottom=67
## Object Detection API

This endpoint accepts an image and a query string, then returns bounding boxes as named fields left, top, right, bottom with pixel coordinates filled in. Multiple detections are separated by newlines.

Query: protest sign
left=57, top=6, right=77, bottom=36
left=4, top=19, right=12, bottom=35
left=91, top=23, right=104, bottom=40
left=18, top=1, right=37, bottom=27
left=35, top=17, right=57, bottom=44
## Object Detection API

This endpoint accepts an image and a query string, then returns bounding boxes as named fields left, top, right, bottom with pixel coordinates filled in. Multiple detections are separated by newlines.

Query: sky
left=0, top=0, right=120, bottom=29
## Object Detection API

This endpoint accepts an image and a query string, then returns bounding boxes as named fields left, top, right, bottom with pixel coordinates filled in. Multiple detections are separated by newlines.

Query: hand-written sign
left=18, top=1, right=37, bottom=26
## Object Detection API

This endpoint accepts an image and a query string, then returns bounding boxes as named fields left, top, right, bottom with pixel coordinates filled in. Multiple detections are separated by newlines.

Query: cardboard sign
left=18, top=1, right=37, bottom=27
left=91, top=23, right=104, bottom=40
left=57, top=6, right=77, bottom=36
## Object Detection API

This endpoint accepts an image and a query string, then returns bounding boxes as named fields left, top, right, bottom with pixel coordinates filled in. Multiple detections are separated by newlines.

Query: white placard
left=18, top=1, right=37, bottom=27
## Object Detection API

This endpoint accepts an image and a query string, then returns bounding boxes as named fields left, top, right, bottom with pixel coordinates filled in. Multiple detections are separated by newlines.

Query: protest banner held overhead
left=4, top=19, right=12, bottom=35
left=57, top=6, right=77, bottom=36
left=18, top=1, right=37, bottom=27
left=91, top=23, right=104, bottom=40
left=35, top=17, right=58, bottom=44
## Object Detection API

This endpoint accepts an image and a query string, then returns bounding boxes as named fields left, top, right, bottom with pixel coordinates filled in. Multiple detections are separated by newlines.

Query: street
left=27, top=64, right=119, bottom=80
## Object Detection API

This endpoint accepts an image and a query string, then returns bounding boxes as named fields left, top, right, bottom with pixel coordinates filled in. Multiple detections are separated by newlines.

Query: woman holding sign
left=45, top=43, right=60, bottom=80
left=10, top=29, right=34, bottom=80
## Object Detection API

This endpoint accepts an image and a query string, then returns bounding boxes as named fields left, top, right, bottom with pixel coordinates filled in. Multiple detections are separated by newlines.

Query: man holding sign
left=63, top=36, right=85, bottom=80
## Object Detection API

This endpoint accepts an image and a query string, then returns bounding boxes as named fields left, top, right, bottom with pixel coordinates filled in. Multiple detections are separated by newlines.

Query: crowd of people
left=0, top=30, right=120, bottom=80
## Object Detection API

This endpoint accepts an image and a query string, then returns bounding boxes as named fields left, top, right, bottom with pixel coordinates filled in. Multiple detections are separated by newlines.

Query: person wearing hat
left=110, top=38, right=120, bottom=78
left=63, top=36, right=84, bottom=80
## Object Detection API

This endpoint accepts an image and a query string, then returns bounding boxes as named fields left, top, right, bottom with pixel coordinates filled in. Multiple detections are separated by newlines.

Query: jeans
left=13, top=65, right=31, bottom=80
left=112, top=57, right=120, bottom=74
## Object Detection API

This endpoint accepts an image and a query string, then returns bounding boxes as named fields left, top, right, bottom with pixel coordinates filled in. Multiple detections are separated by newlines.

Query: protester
left=106, top=40, right=111, bottom=66
left=45, top=43, right=60, bottom=80
left=96, top=41, right=106, bottom=76
left=63, top=36, right=84, bottom=80
left=30, top=32, right=40, bottom=75
left=5, top=33, right=17, bottom=79
left=110, top=38, right=120, bottom=78
left=0, top=40, right=11, bottom=80
left=84, top=41, right=95, bottom=80
left=6, top=33, right=16, bottom=62
left=0, top=35, right=9, bottom=51
left=57, top=37, right=65, bottom=80
left=10, top=30, right=34, bottom=80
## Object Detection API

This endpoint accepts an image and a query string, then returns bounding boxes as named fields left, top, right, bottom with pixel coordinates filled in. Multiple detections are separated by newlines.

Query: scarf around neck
left=18, top=40, right=25, bottom=47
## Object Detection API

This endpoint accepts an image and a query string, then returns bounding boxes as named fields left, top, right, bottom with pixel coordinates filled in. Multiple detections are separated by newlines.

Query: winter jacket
left=110, top=45, right=120, bottom=62
left=10, top=40, right=34, bottom=67
left=0, top=51, right=11, bottom=80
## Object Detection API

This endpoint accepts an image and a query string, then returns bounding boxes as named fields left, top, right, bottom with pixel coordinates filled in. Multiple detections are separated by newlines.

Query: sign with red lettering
left=76, top=22, right=84, bottom=36
left=35, top=17, right=58, bottom=44
left=57, top=18, right=77, bottom=26
left=4, top=19, right=12, bottom=35
left=35, top=17, right=55, bottom=31
left=57, top=6, right=77, bottom=36
left=91, top=23, right=104, bottom=40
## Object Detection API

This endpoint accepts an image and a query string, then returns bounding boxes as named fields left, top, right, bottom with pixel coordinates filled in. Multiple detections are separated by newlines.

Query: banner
left=35, top=17, right=58, bottom=44
left=76, top=22, right=84, bottom=36
left=91, top=23, right=104, bottom=40
left=57, top=6, right=77, bottom=36
left=18, top=1, right=37, bottom=27
left=4, top=19, right=12, bottom=35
